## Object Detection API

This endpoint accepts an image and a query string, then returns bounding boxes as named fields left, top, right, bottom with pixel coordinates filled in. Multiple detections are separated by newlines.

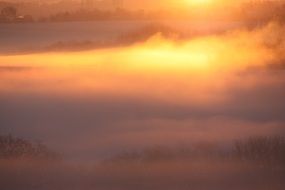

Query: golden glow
left=0, top=25, right=277, bottom=105
left=180, top=0, right=234, bottom=10
left=185, top=0, right=213, bottom=6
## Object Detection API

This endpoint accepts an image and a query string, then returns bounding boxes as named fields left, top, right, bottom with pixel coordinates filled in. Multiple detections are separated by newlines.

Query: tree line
left=0, top=135, right=58, bottom=160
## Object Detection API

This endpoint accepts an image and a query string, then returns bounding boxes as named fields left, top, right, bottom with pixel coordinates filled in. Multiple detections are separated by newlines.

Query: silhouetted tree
left=1, top=6, right=17, bottom=21
left=234, top=136, right=285, bottom=167
left=0, top=135, right=58, bottom=160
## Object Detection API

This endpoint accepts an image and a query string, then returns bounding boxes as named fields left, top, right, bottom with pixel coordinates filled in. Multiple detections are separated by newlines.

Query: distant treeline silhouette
left=107, top=136, right=285, bottom=168
left=0, top=135, right=58, bottom=160
left=2, top=2, right=285, bottom=23
left=234, top=136, right=285, bottom=167
left=42, top=23, right=179, bottom=52
left=39, top=8, right=156, bottom=22
left=29, top=2, right=285, bottom=23
left=0, top=6, right=33, bottom=23
left=0, top=135, right=284, bottom=190
left=1, top=134, right=284, bottom=168
left=42, top=5, right=285, bottom=23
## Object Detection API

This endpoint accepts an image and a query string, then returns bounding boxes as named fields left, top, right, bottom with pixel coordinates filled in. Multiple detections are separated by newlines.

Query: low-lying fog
left=0, top=21, right=285, bottom=190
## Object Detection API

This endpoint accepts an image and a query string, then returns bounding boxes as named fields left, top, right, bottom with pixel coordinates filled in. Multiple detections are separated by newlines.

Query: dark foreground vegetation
left=0, top=135, right=284, bottom=190
left=0, top=135, right=58, bottom=160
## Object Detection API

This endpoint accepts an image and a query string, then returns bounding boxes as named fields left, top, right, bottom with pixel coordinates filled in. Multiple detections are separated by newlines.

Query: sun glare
left=185, top=0, right=213, bottom=6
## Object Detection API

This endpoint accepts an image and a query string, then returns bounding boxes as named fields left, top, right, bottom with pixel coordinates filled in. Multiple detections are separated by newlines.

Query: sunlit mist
left=1, top=1, right=285, bottom=189
left=0, top=24, right=278, bottom=105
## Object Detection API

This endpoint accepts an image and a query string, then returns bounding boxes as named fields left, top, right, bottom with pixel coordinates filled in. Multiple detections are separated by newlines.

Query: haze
left=0, top=1, right=285, bottom=190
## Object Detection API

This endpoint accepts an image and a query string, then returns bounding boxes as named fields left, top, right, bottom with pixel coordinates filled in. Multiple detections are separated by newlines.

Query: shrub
left=234, top=136, right=285, bottom=167
left=0, top=135, right=58, bottom=160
